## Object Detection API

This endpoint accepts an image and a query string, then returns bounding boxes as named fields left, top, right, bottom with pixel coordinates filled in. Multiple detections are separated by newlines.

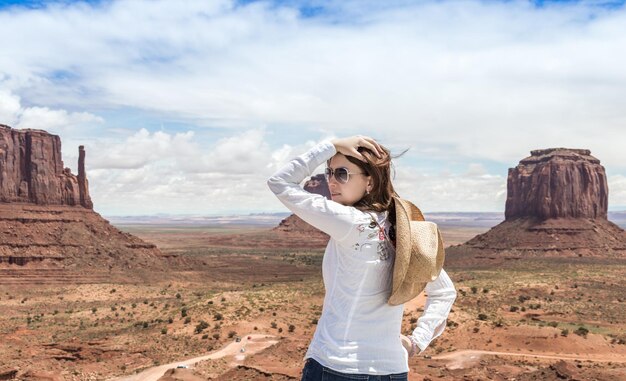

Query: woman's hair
left=327, top=143, right=408, bottom=224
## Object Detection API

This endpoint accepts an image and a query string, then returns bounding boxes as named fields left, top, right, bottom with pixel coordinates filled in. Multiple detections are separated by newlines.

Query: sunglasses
left=324, top=167, right=367, bottom=184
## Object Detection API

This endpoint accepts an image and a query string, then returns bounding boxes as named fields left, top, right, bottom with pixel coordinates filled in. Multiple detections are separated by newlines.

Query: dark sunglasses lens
left=336, top=168, right=349, bottom=183
left=324, top=167, right=332, bottom=181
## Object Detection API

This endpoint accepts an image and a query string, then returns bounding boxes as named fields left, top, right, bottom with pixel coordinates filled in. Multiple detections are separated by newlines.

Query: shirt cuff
left=410, top=328, right=431, bottom=354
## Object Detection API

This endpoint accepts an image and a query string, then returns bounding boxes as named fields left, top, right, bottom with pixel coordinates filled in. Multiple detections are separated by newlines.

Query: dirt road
left=434, top=349, right=626, bottom=370
left=110, top=333, right=278, bottom=381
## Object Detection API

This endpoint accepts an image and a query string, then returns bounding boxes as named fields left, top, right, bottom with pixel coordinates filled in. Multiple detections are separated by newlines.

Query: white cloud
left=0, top=89, right=103, bottom=134
left=1, top=0, right=625, bottom=214
left=0, top=90, right=21, bottom=125
left=608, top=174, right=626, bottom=209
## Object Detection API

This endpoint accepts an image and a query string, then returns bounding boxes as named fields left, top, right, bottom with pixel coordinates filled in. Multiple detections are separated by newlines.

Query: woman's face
left=327, top=153, right=372, bottom=206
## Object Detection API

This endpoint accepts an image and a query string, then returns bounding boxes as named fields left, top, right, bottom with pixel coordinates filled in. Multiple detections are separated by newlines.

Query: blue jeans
left=300, top=358, right=408, bottom=381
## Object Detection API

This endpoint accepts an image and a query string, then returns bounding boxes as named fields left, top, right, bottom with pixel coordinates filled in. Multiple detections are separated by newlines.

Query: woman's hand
left=330, top=135, right=383, bottom=162
left=400, top=334, right=418, bottom=357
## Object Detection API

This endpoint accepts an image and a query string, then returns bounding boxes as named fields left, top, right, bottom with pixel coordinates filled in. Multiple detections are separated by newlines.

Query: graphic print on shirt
left=352, top=221, right=393, bottom=261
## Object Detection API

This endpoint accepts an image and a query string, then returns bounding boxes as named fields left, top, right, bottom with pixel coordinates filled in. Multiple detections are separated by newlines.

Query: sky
left=1, top=0, right=625, bottom=216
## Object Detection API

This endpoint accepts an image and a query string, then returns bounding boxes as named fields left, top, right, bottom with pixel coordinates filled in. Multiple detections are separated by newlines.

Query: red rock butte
left=447, top=147, right=626, bottom=263
left=0, top=124, right=177, bottom=284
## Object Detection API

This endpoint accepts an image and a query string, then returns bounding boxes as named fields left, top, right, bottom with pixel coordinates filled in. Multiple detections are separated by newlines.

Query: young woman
left=267, top=135, right=456, bottom=381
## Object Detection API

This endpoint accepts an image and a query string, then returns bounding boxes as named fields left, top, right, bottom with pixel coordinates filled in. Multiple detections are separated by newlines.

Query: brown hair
left=327, top=143, right=408, bottom=227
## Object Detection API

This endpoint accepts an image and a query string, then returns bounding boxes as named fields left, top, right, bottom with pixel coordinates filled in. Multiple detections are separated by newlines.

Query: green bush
left=574, top=326, right=589, bottom=337
left=195, top=320, right=209, bottom=333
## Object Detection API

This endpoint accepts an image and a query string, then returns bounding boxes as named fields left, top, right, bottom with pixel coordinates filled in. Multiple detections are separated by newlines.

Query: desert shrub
left=214, top=312, right=223, bottom=321
left=473, top=327, right=480, bottom=333
left=228, top=330, right=237, bottom=338
left=92, top=308, right=97, bottom=314
left=184, top=317, right=191, bottom=324
left=161, top=328, right=167, bottom=334
left=288, top=324, right=295, bottom=333
left=142, top=321, right=148, bottom=328
left=574, top=326, right=589, bottom=337
left=509, top=306, right=519, bottom=312
left=311, top=318, right=318, bottom=325
left=518, top=295, right=530, bottom=303
left=221, top=297, right=226, bottom=302
left=271, top=321, right=278, bottom=329
left=547, top=321, right=559, bottom=328
left=168, top=317, right=173, bottom=324
left=482, top=288, right=489, bottom=293
left=110, top=288, right=116, bottom=293
left=176, top=293, right=181, bottom=299
left=278, top=327, right=283, bottom=333
left=471, top=286, right=478, bottom=294
left=181, top=308, right=188, bottom=317
left=561, top=329, right=569, bottom=337
left=213, top=333, right=220, bottom=339
left=202, top=334, right=208, bottom=339
left=477, top=313, right=488, bottom=321
left=195, top=320, right=209, bottom=333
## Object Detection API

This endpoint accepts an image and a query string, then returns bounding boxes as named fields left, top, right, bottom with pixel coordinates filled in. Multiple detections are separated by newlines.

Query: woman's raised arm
left=266, top=140, right=365, bottom=243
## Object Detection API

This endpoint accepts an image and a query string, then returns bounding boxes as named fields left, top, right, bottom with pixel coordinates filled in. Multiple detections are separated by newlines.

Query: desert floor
left=1, top=223, right=625, bottom=381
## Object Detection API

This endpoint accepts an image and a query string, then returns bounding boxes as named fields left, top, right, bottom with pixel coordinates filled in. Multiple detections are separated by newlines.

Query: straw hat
left=387, top=196, right=445, bottom=306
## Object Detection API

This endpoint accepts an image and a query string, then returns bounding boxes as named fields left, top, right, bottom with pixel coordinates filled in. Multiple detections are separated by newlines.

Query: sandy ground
left=1, top=224, right=625, bottom=380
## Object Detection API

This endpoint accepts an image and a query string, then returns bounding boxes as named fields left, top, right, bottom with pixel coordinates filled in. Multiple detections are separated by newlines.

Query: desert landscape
left=2, top=220, right=626, bottom=380
left=1, top=126, right=626, bottom=381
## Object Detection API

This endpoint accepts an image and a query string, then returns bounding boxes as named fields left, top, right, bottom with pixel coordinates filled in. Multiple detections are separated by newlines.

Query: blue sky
left=1, top=0, right=625, bottom=215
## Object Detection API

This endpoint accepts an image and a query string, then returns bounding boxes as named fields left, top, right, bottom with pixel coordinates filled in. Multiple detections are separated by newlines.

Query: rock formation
left=447, top=148, right=626, bottom=263
left=505, top=148, right=608, bottom=220
left=0, top=124, right=176, bottom=284
left=0, top=124, right=92, bottom=208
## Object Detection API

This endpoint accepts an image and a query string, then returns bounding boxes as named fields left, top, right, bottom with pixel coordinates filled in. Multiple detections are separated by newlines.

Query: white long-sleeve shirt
left=266, top=140, right=457, bottom=375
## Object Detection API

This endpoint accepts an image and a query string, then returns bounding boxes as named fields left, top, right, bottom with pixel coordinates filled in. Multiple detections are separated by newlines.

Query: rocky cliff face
left=0, top=124, right=92, bottom=208
left=505, top=148, right=608, bottom=220
left=447, top=147, right=626, bottom=264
